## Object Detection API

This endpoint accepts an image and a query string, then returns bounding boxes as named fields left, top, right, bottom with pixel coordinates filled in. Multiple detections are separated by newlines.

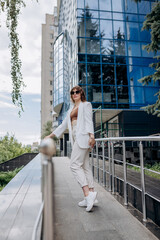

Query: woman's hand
left=88, top=137, right=96, bottom=148
left=44, top=133, right=55, bottom=139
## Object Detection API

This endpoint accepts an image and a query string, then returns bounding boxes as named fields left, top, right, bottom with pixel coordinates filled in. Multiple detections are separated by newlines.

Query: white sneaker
left=78, top=198, right=98, bottom=207
left=85, top=191, right=97, bottom=212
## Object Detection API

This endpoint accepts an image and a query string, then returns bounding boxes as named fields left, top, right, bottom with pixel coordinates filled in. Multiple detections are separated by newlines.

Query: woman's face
left=71, top=88, right=81, bottom=102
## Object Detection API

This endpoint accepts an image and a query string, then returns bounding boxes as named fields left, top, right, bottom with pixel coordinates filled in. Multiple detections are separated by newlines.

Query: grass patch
left=0, top=167, right=23, bottom=191
left=127, top=162, right=160, bottom=180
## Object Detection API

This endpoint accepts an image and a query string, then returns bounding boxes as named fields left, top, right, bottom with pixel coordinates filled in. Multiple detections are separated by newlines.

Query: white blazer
left=52, top=101, right=94, bottom=149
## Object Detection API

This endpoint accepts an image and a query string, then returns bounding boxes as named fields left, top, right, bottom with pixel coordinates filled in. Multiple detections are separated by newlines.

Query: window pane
left=102, top=65, right=115, bottom=85
left=100, top=20, right=113, bottom=39
left=117, top=86, right=129, bottom=103
left=130, top=86, right=145, bottom=104
left=100, top=11, right=112, bottom=19
left=115, top=40, right=127, bottom=56
left=87, top=64, right=101, bottom=84
left=78, top=63, right=86, bottom=84
left=129, top=66, right=143, bottom=86
left=113, top=21, right=125, bottom=39
left=101, top=39, right=114, bottom=55
left=139, top=23, right=151, bottom=42
left=89, top=10, right=99, bottom=18
left=77, top=0, right=84, bottom=8
left=78, top=54, right=85, bottom=62
left=144, top=87, right=158, bottom=104
left=78, top=38, right=85, bottom=53
left=138, top=1, right=150, bottom=14
left=112, top=0, right=124, bottom=12
left=86, top=18, right=100, bottom=38
left=99, top=0, right=111, bottom=11
left=88, top=85, right=102, bottom=102
left=78, top=18, right=85, bottom=37
left=113, top=13, right=125, bottom=20
left=87, top=54, right=100, bottom=62
left=128, top=42, right=141, bottom=57
left=116, top=65, right=128, bottom=85
left=86, top=39, right=100, bottom=54
left=141, top=44, right=155, bottom=58
left=102, top=55, right=114, bottom=63
left=125, top=0, right=137, bottom=13
left=103, top=86, right=116, bottom=102
left=125, top=13, right=138, bottom=22
left=126, top=22, right=139, bottom=41
left=85, top=0, right=98, bottom=9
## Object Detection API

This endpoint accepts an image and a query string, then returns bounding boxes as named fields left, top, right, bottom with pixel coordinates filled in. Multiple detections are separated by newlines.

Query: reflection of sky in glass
left=85, top=0, right=98, bottom=9
left=77, top=0, right=84, bottom=8
left=99, top=0, right=111, bottom=11
left=125, top=0, right=137, bottom=13
left=138, top=1, right=150, bottom=14
left=100, top=20, right=113, bottom=39
left=126, top=22, right=139, bottom=41
left=112, top=0, right=124, bottom=12
left=128, top=42, right=141, bottom=57
left=113, top=21, right=125, bottom=39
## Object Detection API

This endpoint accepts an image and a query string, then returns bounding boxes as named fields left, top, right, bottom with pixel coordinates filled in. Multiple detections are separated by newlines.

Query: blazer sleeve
left=84, top=102, right=94, bottom=135
left=52, top=114, right=68, bottom=139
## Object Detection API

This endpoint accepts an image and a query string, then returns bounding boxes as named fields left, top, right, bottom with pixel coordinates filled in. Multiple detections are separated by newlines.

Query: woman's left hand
left=88, top=138, right=96, bottom=148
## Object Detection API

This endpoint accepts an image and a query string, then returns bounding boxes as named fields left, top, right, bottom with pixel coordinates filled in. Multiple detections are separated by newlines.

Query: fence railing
left=91, top=136, right=160, bottom=222
left=32, top=142, right=55, bottom=240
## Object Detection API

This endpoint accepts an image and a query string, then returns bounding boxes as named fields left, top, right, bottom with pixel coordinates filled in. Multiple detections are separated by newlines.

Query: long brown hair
left=70, top=85, right=86, bottom=103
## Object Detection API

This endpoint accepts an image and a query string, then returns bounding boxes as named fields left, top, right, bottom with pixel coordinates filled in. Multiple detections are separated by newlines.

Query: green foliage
left=0, top=0, right=38, bottom=116
left=0, top=167, right=22, bottom=191
left=41, top=121, right=58, bottom=141
left=139, top=2, right=160, bottom=117
left=0, top=134, right=31, bottom=163
left=127, top=162, right=160, bottom=179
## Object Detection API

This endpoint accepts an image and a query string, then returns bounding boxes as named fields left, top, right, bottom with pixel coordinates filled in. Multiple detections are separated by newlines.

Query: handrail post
left=111, top=142, right=115, bottom=194
left=96, top=141, right=99, bottom=182
left=139, top=141, right=147, bottom=222
left=91, top=148, right=94, bottom=177
left=123, top=141, right=128, bottom=206
left=102, top=141, right=106, bottom=187
left=42, top=155, right=55, bottom=240
left=108, top=141, right=112, bottom=192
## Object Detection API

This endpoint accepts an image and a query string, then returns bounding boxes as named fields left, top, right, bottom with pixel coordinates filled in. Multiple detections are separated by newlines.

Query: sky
left=0, top=0, right=57, bottom=146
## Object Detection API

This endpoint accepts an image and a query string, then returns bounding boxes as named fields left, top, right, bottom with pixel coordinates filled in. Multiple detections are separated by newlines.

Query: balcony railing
left=91, top=136, right=160, bottom=222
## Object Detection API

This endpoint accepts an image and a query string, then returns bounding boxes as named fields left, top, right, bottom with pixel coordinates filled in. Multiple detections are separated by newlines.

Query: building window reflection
left=88, top=85, right=102, bottom=102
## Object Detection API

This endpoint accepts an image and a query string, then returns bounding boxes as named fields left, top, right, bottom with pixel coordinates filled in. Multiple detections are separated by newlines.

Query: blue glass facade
left=77, top=0, right=160, bottom=109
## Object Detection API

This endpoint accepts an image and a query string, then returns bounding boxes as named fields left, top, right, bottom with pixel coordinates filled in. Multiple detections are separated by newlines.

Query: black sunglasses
left=71, top=90, right=80, bottom=95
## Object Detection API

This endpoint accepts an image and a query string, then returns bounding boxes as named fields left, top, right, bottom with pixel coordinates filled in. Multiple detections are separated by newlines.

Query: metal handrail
left=32, top=139, right=56, bottom=240
left=92, top=136, right=160, bottom=222
left=32, top=202, right=44, bottom=240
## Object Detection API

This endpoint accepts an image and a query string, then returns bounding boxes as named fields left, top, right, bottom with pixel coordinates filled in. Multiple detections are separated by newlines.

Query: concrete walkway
left=54, top=157, right=158, bottom=240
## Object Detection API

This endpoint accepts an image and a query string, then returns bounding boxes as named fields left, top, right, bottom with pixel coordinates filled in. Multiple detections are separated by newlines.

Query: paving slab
left=54, top=157, right=158, bottom=240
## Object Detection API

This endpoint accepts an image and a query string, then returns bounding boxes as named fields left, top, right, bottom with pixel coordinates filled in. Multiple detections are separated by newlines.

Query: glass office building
left=54, top=0, right=160, bottom=137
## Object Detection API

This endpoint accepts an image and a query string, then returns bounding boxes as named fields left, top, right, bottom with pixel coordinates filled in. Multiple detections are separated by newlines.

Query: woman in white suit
left=46, top=85, right=97, bottom=212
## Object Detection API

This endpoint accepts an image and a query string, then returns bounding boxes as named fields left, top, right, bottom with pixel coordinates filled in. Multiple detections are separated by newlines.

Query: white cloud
left=0, top=100, right=16, bottom=109
left=32, top=98, right=41, bottom=103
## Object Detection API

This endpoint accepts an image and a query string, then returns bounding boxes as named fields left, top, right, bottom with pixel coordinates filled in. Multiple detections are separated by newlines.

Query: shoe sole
left=86, top=192, right=97, bottom=212
left=78, top=199, right=98, bottom=207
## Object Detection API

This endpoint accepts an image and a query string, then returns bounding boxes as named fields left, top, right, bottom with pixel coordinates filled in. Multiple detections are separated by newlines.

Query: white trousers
left=70, top=121, right=94, bottom=188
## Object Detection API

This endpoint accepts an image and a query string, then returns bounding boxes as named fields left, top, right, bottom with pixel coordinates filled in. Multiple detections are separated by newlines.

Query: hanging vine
left=0, top=0, right=37, bottom=116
